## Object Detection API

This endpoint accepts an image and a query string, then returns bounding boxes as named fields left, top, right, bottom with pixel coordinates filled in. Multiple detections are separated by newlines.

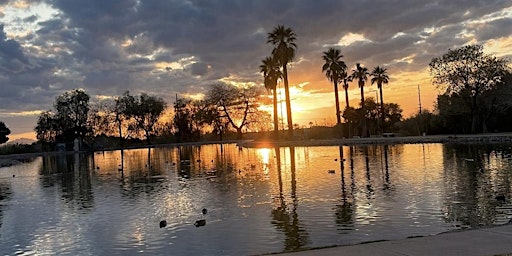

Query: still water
left=1, top=143, right=512, bottom=255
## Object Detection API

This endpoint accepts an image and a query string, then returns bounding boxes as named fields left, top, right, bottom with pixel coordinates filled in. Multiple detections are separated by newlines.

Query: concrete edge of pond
left=2, top=133, right=512, bottom=166
left=267, top=223, right=512, bottom=256
left=238, top=133, right=512, bottom=148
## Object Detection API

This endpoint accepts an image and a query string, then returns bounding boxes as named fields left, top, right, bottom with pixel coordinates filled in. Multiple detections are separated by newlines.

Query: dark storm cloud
left=0, top=25, right=29, bottom=73
left=472, top=17, right=512, bottom=41
left=0, top=0, right=511, bottom=135
left=190, top=62, right=208, bottom=76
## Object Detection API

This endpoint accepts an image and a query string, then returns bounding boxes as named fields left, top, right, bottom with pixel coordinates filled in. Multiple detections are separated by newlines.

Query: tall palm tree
left=349, top=63, right=369, bottom=137
left=322, top=48, right=347, bottom=126
left=341, top=70, right=351, bottom=137
left=260, top=56, right=282, bottom=140
left=341, top=70, right=350, bottom=108
left=267, top=25, right=297, bottom=138
left=370, top=66, right=389, bottom=130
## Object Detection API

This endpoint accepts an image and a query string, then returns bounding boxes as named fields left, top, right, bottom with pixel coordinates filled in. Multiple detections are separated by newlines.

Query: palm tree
left=349, top=63, right=369, bottom=137
left=341, top=70, right=351, bottom=137
left=260, top=56, right=282, bottom=140
left=341, top=71, right=350, bottom=108
left=322, top=48, right=347, bottom=126
left=267, top=25, right=297, bottom=138
left=370, top=66, right=389, bottom=131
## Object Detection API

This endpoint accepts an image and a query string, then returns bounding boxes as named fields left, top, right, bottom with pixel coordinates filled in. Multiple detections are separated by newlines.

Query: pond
left=1, top=143, right=512, bottom=255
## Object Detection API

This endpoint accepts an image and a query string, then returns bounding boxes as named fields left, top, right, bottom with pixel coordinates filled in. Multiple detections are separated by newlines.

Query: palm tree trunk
left=334, top=81, right=341, bottom=125
left=379, top=85, right=385, bottom=133
left=273, top=88, right=279, bottom=140
left=344, top=85, right=350, bottom=108
left=334, top=81, right=342, bottom=138
left=360, top=82, right=367, bottom=137
left=283, top=64, right=294, bottom=138
left=344, top=81, right=351, bottom=138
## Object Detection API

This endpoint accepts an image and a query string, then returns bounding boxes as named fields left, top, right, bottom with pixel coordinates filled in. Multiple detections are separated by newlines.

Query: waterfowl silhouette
left=159, top=220, right=167, bottom=228
left=202, top=208, right=208, bottom=214
left=496, top=195, right=506, bottom=202
left=194, top=219, right=206, bottom=227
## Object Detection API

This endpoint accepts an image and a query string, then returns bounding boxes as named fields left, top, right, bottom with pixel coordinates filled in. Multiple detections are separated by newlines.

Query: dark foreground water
left=1, top=143, right=512, bottom=255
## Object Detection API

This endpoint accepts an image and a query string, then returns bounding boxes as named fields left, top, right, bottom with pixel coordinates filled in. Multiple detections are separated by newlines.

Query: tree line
left=3, top=26, right=507, bottom=151
left=33, top=83, right=271, bottom=150
left=261, top=25, right=398, bottom=139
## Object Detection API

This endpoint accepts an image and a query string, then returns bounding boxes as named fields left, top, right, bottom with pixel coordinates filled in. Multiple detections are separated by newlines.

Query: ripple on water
left=3, top=144, right=512, bottom=255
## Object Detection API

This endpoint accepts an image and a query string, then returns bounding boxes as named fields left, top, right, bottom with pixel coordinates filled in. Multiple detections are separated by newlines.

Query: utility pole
left=418, top=84, right=423, bottom=136
left=417, top=84, right=422, bottom=114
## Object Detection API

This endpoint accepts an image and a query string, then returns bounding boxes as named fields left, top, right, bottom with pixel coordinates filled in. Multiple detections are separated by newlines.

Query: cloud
left=189, top=62, right=208, bottom=76
left=0, top=0, right=511, bottom=135
left=472, top=17, right=512, bottom=41
left=0, top=24, right=29, bottom=72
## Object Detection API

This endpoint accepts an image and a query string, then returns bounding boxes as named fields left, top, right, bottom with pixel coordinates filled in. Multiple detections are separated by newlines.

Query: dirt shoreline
left=1, top=133, right=512, bottom=167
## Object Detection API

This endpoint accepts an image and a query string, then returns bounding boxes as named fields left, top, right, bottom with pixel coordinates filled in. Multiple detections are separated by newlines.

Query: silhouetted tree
left=0, top=122, right=10, bottom=144
left=342, top=70, right=350, bottom=108
left=371, top=66, right=389, bottom=132
left=260, top=56, right=282, bottom=140
left=429, top=44, right=509, bottom=133
left=173, top=97, right=201, bottom=142
left=124, top=93, right=166, bottom=144
left=349, top=63, right=370, bottom=137
left=206, top=83, right=265, bottom=139
left=89, top=92, right=136, bottom=147
left=322, top=47, right=347, bottom=127
left=34, top=89, right=91, bottom=147
left=35, top=111, right=58, bottom=144
left=54, top=89, right=91, bottom=142
left=267, top=25, right=297, bottom=137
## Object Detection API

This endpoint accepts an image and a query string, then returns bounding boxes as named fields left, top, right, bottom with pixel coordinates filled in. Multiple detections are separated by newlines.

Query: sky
left=0, top=0, right=511, bottom=140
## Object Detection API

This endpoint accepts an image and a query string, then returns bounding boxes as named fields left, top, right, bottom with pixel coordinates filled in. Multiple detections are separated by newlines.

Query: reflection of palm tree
left=270, top=146, right=309, bottom=251
left=260, top=56, right=282, bottom=140
left=290, top=147, right=297, bottom=199
left=370, top=66, right=389, bottom=132
left=335, top=146, right=355, bottom=227
left=322, top=48, right=347, bottom=127
left=384, top=145, right=389, bottom=183
left=349, top=63, right=369, bottom=137
left=267, top=25, right=297, bottom=138
left=382, top=145, right=393, bottom=193
left=349, top=146, right=356, bottom=194
left=363, top=147, right=374, bottom=199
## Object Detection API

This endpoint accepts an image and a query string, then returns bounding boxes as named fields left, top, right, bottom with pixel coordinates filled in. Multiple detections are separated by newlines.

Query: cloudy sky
left=1, top=0, right=511, bottom=139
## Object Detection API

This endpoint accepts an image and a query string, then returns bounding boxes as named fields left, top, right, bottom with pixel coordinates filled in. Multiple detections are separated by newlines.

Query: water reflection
left=271, top=147, right=309, bottom=252
left=2, top=143, right=512, bottom=255
left=442, top=144, right=512, bottom=227
left=335, top=146, right=355, bottom=230
left=40, top=154, right=94, bottom=212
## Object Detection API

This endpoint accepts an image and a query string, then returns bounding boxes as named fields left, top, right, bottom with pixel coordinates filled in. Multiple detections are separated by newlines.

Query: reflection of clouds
left=6, top=144, right=512, bottom=254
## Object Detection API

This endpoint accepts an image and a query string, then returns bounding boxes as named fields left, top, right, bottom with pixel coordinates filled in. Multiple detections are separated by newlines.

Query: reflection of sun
left=257, top=148, right=270, bottom=165
left=257, top=148, right=271, bottom=176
